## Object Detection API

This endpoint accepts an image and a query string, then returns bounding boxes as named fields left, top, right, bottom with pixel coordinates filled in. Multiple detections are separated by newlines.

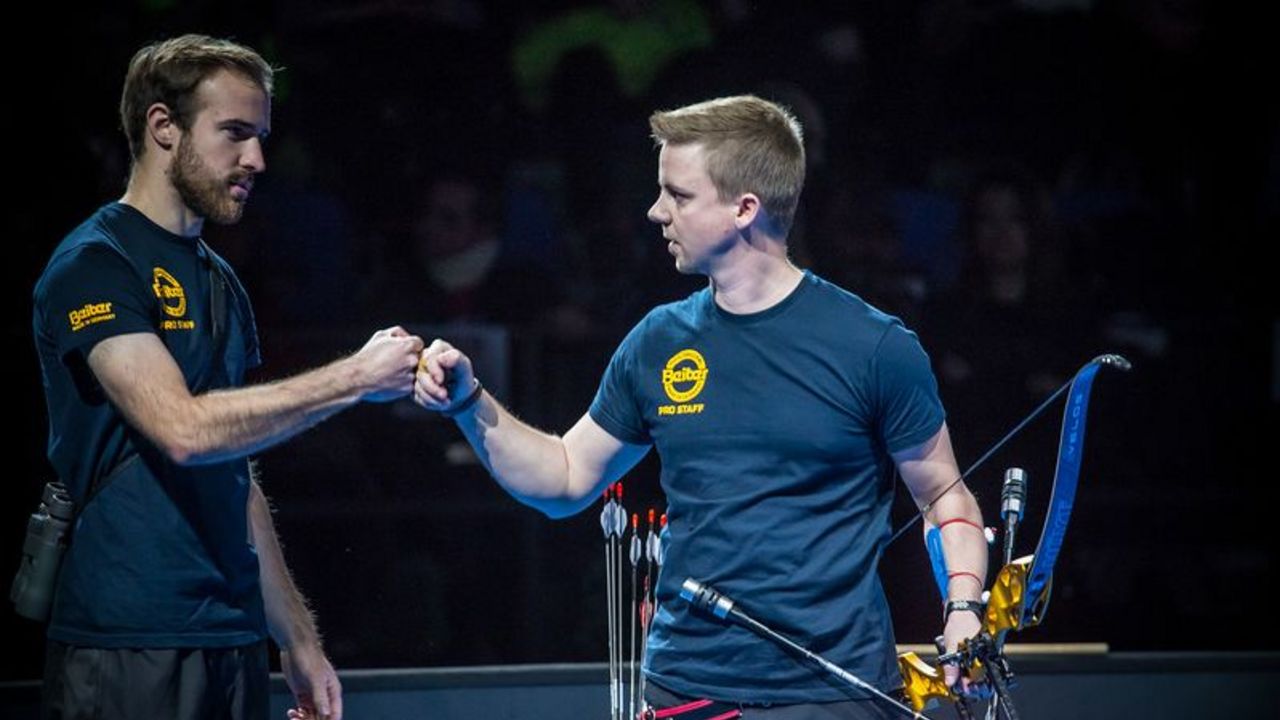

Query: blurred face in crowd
left=647, top=143, right=741, bottom=275
left=973, top=185, right=1030, bottom=273
left=414, top=179, right=486, bottom=261
left=170, top=69, right=270, bottom=225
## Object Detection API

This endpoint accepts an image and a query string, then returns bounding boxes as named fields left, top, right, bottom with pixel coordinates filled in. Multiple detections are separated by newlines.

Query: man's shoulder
left=624, top=286, right=709, bottom=336
left=37, top=207, right=136, bottom=290
left=45, top=204, right=135, bottom=262
left=604, top=288, right=709, bottom=365
left=646, top=286, right=708, bottom=322
left=803, top=272, right=907, bottom=336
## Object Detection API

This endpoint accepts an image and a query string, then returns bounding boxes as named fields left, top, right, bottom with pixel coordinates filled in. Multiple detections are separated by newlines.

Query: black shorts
left=41, top=639, right=269, bottom=720
left=644, top=679, right=902, bottom=720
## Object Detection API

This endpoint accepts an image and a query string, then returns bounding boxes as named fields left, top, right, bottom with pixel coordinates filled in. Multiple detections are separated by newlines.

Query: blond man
left=417, top=96, right=985, bottom=718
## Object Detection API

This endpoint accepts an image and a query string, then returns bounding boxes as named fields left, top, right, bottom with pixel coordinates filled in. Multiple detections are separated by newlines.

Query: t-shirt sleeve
left=873, top=322, right=946, bottom=453
left=588, top=322, right=651, bottom=446
left=36, top=245, right=155, bottom=366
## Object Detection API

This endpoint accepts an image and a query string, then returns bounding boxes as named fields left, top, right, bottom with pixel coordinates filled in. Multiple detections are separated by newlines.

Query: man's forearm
left=175, top=357, right=367, bottom=465
left=250, top=482, right=321, bottom=650
left=928, top=484, right=989, bottom=602
left=89, top=328, right=420, bottom=467
left=414, top=340, right=633, bottom=518
left=451, top=391, right=584, bottom=517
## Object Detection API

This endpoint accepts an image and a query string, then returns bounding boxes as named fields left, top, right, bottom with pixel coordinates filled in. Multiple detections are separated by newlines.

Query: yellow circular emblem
left=152, top=267, right=187, bottom=318
left=662, top=349, right=708, bottom=403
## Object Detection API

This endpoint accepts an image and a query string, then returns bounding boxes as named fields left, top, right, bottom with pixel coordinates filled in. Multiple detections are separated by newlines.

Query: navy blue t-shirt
left=590, top=271, right=944, bottom=704
left=32, top=202, right=266, bottom=648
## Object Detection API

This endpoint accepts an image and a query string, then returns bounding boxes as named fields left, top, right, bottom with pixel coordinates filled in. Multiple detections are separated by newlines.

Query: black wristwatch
left=944, top=599, right=985, bottom=621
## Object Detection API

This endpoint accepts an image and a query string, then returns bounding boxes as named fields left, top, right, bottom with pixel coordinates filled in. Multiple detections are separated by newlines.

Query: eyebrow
left=661, top=181, right=694, bottom=196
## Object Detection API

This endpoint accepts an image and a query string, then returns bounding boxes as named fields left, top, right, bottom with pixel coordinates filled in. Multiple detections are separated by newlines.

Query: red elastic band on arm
left=937, top=517, right=984, bottom=533
left=947, top=571, right=983, bottom=586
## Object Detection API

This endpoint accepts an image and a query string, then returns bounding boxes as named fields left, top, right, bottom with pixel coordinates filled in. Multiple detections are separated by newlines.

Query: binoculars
left=10, top=481, right=74, bottom=622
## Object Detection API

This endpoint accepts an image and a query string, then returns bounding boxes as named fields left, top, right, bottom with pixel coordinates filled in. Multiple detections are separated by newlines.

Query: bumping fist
left=414, top=338, right=477, bottom=413
left=352, top=326, right=424, bottom=403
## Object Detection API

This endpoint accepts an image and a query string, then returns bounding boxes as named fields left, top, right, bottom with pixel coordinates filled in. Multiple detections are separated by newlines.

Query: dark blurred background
left=3, top=0, right=1276, bottom=681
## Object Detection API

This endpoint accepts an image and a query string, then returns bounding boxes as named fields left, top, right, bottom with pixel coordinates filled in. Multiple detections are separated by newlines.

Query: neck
left=120, top=161, right=203, bottom=238
left=708, top=238, right=804, bottom=314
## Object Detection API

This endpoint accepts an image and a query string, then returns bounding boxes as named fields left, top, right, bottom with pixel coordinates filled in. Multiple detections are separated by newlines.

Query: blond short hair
left=649, top=95, right=805, bottom=234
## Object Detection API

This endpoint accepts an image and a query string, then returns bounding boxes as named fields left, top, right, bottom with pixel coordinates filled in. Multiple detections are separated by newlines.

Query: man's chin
left=206, top=202, right=246, bottom=225
left=672, top=260, right=702, bottom=276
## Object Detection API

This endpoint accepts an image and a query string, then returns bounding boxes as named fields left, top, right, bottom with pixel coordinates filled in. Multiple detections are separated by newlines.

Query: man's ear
left=146, top=102, right=178, bottom=152
left=734, top=192, right=761, bottom=230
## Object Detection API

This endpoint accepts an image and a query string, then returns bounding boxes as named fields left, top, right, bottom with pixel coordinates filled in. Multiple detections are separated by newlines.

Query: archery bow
left=897, top=354, right=1130, bottom=717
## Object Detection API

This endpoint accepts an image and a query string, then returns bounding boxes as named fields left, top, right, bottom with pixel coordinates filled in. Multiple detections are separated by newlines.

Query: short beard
left=171, top=135, right=245, bottom=225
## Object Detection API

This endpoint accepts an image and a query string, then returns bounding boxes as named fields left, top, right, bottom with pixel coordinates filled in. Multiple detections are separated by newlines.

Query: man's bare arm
left=415, top=338, right=649, bottom=518
left=88, top=327, right=423, bottom=465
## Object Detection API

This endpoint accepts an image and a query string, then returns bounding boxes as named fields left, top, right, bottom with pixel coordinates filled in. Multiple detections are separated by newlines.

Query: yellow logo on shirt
left=152, top=267, right=194, bottom=330
left=68, top=302, right=115, bottom=332
left=658, top=349, right=707, bottom=416
left=153, top=267, right=187, bottom=318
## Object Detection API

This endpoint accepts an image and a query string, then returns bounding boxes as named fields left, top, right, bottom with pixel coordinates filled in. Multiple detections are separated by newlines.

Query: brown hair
left=119, top=34, right=275, bottom=160
left=649, top=95, right=805, bottom=234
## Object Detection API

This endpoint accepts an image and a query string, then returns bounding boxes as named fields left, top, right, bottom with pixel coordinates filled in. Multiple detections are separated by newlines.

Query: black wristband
left=441, top=379, right=483, bottom=417
left=944, top=599, right=985, bottom=622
